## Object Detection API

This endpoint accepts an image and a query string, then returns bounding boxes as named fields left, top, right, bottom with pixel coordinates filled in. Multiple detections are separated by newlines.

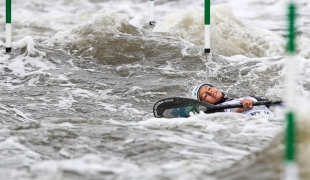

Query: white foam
left=54, top=89, right=77, bottom=109
left=29, top=154, right=140, bottom=177
left=0, top=37, right=56, bottom=91
left=139, top=111, right=283, bottom=174
left=71, top=88, right=94, bottom=98
left=59, top=122, right=74, bottom=128
left=0, top=137, right=42, bottom=166
left=119, top=103, right=146, bottom=115
left=141, top=111, right=282, bottom=144
left=12, top=36, right=46, bottom=57
left=97, top=102, right=117, bottom=112
left=0, top=103, right=34, bottom=122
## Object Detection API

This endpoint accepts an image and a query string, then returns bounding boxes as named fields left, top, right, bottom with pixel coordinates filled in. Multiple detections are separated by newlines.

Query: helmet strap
left=214, top=92, right=231, bottom=105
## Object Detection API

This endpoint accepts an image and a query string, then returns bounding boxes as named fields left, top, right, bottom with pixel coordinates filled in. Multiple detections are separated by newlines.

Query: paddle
left=153, top=97, right=283, bottom=118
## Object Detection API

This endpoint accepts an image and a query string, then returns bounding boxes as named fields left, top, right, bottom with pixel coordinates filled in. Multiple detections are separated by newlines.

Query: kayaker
left=191, top=83, right=276, bottom=117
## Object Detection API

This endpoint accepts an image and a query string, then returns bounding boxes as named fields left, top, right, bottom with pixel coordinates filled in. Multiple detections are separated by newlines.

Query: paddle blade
left=153, top=97, right=209, bottom=118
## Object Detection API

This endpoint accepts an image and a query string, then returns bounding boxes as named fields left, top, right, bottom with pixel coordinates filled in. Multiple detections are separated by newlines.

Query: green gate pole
left=6, top=0, right=12, bottom=52
left=283, top=1, right=298, bottom=180
left=204, top=0, right=210, bottom=53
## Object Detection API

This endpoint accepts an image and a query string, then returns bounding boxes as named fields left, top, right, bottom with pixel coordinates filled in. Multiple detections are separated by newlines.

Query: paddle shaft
left=204, top=100, right=283, bottom=112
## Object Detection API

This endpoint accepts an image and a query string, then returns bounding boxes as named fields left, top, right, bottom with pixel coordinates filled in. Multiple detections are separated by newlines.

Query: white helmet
left=191, top=83, right=213, bottom=101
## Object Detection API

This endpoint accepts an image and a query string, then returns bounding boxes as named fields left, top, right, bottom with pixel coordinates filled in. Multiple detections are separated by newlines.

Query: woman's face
left=198, top=85, right=223, bottom=104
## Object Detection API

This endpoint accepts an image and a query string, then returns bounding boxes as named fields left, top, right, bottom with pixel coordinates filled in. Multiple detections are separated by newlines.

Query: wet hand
left=240, top=99, right=253, bottom=109
left=235, top=99, right=254, bottom=113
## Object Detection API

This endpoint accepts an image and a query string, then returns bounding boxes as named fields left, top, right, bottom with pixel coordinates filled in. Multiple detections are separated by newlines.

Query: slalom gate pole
left=283, top=1, right=299, bottom=180
left=149, top=0, right=155, bottom=26
left=204, top=0, right=210, bottom=53
left=6, top=0, right=12, bottom=52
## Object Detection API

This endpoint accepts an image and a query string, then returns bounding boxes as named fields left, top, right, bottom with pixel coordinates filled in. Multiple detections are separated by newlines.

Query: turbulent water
left=0, top=0, right=310, bottom=179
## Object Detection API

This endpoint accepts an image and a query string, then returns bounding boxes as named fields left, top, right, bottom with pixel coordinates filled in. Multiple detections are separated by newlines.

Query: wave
left=153, top=6, right=310, bottom=59
left=45, top=9, right=196, bottom=65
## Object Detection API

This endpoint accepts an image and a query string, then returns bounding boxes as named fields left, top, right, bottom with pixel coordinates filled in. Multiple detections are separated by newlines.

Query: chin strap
left=214, top=92, right=232, bottom=105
